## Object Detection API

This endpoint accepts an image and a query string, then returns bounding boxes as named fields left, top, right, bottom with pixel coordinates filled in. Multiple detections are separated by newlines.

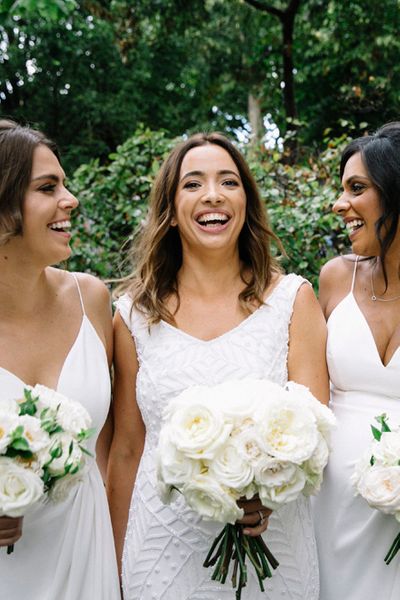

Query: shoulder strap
left=71, top=273, right=86, bottom=316
left=350, top=256, right=360, bottom=293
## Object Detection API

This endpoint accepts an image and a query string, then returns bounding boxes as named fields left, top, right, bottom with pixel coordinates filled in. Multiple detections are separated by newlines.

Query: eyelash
left=351, top=183, right=365, bottom=193
left=183, top=180, right=239, bottom=189
left=39, top=184, right=56, bottom=192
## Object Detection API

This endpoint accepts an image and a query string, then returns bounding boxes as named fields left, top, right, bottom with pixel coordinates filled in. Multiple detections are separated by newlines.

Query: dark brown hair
left=340, top=122, right=400, bottom=286
left=116, top=132, right=282, bottom=324
left=0, top=119, right=59, bottom=245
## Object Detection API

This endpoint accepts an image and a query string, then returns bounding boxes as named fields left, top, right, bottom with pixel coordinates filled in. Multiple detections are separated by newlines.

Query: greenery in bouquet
left=0, top=385, right=94, bottom=553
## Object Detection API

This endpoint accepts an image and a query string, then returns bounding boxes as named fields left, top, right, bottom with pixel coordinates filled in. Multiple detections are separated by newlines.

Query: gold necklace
left=370, top=268, right=400, bottom=302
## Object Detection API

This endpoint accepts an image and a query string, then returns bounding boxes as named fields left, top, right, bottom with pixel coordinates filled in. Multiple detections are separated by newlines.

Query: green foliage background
left=67, top=128, right=349, bottom=288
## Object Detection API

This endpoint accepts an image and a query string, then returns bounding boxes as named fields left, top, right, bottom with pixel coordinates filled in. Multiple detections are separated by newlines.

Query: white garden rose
left=156, top=427, right=201, bottom=487
left=0, top=457, right=44, bottom=517
left=167, top=392, right=232, bottom=460
left=372, top=431, right=400, bottom=467
left=258, top=466, right=306, bottom=510
left=302, top=435, right=329, bottom=495
left=0, top=413, right=19, bottom=454
left=0, top=398, right=19, bottom=416
left=31, top=384, right=91, bottom=435
left=285, top=381, right=336, bottom=443
left=256, top=395, right=318, bottom=464
left=207, top=380, right=260, bottom=428
left=182, top=474, right=243, bottom=524
left=41, top=432, right=83, bottom=477
left=254, top=456, right=298, bottom=489
left=234, top=427, right=264, bottom=465
left=18, top=414, right=51, bottom=452
left=207, top=441, right=254, bottom=491
left=29, top=384, right=64, bottom=411
left=356, top=466, right=400, bottom=514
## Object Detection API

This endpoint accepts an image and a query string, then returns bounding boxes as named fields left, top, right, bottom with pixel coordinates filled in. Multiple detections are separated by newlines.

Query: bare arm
left=287, top=283, right=330, bottom=405
left=107, top=311, right=145, bottom=574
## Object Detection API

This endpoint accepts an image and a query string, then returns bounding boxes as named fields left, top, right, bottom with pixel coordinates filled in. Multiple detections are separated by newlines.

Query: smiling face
left=172, top=144, right=246, bottom=256
left=334, top=152, right=383, bottom=257
left=14, top=144, right=78, bottom=265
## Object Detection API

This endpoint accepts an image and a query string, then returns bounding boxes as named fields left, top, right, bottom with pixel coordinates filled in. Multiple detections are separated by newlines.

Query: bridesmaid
left=313, top=122, right=400, bottom=599
left=0, top=119, right=120, bottom=599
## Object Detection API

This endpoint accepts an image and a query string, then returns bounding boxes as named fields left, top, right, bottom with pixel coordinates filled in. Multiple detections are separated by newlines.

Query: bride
left=108, top=132, right=329, bottom=599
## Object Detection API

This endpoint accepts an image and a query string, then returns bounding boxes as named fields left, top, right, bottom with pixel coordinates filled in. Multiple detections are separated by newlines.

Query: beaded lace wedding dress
left=117, top=274, right=319, bottom=600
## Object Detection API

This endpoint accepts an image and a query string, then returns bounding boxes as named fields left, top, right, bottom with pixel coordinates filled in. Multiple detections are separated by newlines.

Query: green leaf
left=371, top=425, right=382, bottom=441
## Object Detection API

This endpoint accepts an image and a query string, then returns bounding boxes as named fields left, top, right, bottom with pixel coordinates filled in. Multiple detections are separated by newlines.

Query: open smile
left=194, top=211, right=231, bottom=231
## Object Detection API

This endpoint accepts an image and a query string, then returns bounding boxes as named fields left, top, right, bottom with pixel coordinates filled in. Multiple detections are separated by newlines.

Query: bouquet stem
left=203, top=524, right=279, bottom=599
left=385, top=531, right=400, bottom=565
left=6, top=544, right=14, bottom=554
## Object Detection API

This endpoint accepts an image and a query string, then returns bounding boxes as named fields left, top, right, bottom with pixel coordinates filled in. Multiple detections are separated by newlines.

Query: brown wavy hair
left=0, top=119, right=59, bottom=246
left=116, top=132, right=283, bottom=324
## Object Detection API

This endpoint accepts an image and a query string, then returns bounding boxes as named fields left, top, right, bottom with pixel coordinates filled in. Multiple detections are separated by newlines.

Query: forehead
left=30, top=144, right=62, bottom=178
left=180, top=144, right=239, bottom=175
left=342, top=152, right=368, bottom=180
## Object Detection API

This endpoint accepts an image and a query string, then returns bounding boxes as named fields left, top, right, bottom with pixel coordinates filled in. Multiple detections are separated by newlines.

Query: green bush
left=68, top=128, right=350, bottom=289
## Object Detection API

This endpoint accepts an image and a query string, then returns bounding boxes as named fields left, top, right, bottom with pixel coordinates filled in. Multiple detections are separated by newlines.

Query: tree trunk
left=248, top=91, right=263, bottom=147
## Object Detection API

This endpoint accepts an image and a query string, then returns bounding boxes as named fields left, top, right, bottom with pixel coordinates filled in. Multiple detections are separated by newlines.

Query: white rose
left=29, top=384, right=63, bottom=411
left=182, top=474, right=243, bottom=524
left=258, top=466, right=306, bottom=510
left=0, top=414, right=19, bottom=454
left=0, top=399, right=19, bottom=416
left=41, top=433, right=83, bottom=477
left=207, top=441, right=254, bottom=491
left=156, top=427, right=201, bottom=487
left=167, top=392, right=232, bottom=460
left=256, top=395, right=318, bottom=464
left=234, top=427, right=265, bottom=465
left=206, top=380, right=260, bottom=427
left=302, top=435, right=329, bottom=495
left=356, top=466, right=400, bottom=514
left=0, top=457, right=44, bottom=517
left=48, top=471, right=84, bottom=503
left=254, top=456, right=298, bottom=489
left=351, top=450, right=372, bottom=488
left=31, top=385, right=91, bottom=435
left=372, top=432, right=400, bottom=467
left=18, top=415, right=51, bottom=452
left=285, top=381, right=336, bottom=443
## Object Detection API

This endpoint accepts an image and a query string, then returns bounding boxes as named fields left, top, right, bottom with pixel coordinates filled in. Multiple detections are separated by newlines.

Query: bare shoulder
left=319, top=255, right=356, bottom=319
left=71, top=271, right=111, bottom=312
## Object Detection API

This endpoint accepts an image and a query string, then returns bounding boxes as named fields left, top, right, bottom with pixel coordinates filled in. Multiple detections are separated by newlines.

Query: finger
left=243, top=516, right=270, bottom=537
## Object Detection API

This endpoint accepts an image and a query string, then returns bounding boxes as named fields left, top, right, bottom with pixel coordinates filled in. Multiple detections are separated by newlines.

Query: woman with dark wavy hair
left=313, top=122, right=400, bottom=600
left=0, top=119, right=120, bottom=599
left=108, top=132, right=329, bottom=599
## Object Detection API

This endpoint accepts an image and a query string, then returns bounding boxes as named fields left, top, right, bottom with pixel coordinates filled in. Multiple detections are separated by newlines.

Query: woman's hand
left=236, top=496, right=272, bottom=537
left=0, top=516, right=23, bottom=547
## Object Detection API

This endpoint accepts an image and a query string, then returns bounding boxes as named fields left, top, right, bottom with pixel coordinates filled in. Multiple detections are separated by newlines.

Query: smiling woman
left=108, top=132, right=329, bottom=599
left=0, top=119, right=120, bottom=599
left=312, top=122, right=400, bottom=600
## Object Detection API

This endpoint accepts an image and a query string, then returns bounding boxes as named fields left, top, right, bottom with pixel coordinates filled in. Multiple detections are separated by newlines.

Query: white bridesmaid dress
left=116, top=274, right=320, bottom=600
left=0, top=274, right=120, bottom=600
left=313, top=258, right=400, bottom=599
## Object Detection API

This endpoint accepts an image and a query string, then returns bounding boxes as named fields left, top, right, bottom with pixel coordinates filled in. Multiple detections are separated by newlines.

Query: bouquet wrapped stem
left=203, top=524, right=279, bottom=599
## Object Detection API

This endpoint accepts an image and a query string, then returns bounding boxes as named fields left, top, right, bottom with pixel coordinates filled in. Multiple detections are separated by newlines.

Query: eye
left=222, top=179, right=239, bottom=187
left=183, top=181, right=201, bottom=190
left=39, top=183, right=56, bottom=192
left=351, top=183, right=365, bottom=194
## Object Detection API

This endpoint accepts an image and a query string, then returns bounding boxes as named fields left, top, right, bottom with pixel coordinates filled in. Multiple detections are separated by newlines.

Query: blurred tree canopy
left=1, top=0, right=400, bottom=172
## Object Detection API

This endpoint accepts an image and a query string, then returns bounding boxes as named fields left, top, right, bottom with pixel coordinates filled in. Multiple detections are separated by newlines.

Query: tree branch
left=242, top=0, right=283, bottom=19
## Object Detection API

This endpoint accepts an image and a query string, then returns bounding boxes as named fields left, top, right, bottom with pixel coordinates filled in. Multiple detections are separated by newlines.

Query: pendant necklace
left=370, top=267, right=400, bottom=302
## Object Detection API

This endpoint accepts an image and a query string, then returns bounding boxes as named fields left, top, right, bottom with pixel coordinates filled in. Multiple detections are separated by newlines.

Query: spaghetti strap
left=71, top=273, right=86, bottom=316
left=350, top=256, right=360, bottom=293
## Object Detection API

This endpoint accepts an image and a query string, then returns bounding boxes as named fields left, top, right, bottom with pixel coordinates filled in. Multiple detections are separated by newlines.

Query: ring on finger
left=257, top=510, right=265, bottom=525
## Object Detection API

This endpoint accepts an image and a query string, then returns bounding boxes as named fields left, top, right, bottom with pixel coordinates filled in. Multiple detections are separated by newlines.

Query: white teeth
left=48, top=220, right=71, bottom=230
left=197, top=213, right=229, bottom=225
left=346, top=219, right=363, bottom=232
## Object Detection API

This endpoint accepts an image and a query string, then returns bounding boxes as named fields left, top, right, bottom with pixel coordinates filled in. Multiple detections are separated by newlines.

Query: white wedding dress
left=0, top=275, right=120, bottom=600
left=313, top=258, right=400, bottom=599
left=116, top=274, right=319, bottom=600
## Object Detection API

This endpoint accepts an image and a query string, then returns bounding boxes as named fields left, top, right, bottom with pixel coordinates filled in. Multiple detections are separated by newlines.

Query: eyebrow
left=31, top=174, right=63, bottom=183
left=344, top=174, right=370, bottom=184
left=180, top=169, right=240, bottom=181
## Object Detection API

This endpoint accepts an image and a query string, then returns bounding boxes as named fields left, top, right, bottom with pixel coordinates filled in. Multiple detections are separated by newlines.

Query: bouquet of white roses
left=352, top=414, right=400, bottom=565
left=0, top=384, right=94, bottom=554
left=156, top=378, right=335, bottom=598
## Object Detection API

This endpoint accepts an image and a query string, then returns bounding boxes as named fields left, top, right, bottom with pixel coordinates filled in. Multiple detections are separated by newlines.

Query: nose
left=59, top=188, right=79, bottom=211
left=333, top=191, right=350, bottom=215
left=202, top=182, right=222, bottom=204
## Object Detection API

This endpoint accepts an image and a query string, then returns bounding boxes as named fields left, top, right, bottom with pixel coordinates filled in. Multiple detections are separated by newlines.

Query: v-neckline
left=160, top=275, right=286, bottom=343
left=331, top=292, right=400, bottom=369
left=0, top=315, right=86, bottom=390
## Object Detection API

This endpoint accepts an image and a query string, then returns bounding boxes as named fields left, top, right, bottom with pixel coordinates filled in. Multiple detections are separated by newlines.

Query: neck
left=0, top=249, right=49, bottom=315
left=370, top=256, right=400, bottom=300
left=178, top=248, right=243, bottom=298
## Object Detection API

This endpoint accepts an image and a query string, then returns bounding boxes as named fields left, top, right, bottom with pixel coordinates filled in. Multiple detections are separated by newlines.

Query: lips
left=47, top=220, right=71, bottom=232
left=195, top=211, right=231, bottom=228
